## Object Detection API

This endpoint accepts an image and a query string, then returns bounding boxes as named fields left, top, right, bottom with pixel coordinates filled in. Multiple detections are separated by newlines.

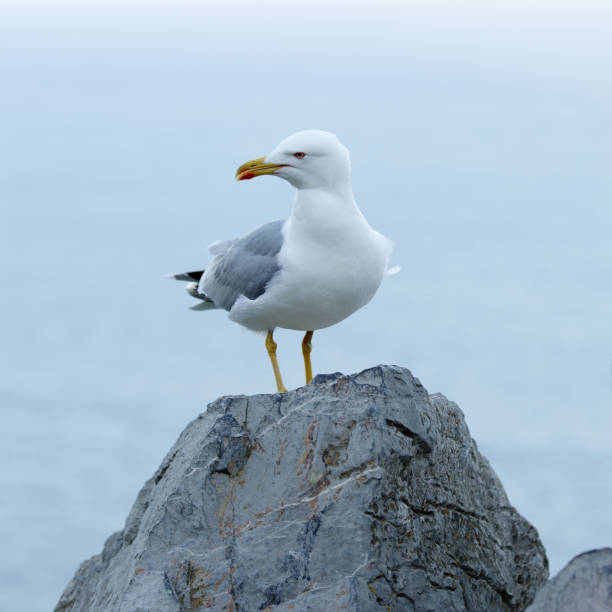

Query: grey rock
left=527, top=548, right=612, bottom=611
left=56, top=365, right=549, bottom=611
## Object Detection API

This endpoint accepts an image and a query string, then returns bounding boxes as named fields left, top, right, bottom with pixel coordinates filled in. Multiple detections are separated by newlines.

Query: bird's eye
left=293, top=152, right=306, bottom=159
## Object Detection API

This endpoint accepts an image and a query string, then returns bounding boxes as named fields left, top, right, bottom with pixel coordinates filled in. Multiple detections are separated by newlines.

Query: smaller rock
left=527, top=548, right=612, bottom=612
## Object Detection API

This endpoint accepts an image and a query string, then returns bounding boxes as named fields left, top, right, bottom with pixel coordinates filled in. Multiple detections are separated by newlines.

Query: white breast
left=229, top=189, right=392, bottom=332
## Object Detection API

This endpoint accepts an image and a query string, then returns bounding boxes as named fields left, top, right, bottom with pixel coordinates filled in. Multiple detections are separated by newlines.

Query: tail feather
left=184, top=282, right=212, bottom=301
left=164, top=269, right=218, bottom=310
left=189, top=301, right=217, bottom=311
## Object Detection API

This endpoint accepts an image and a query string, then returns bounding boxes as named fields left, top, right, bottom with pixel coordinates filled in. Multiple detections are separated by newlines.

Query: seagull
left=166, top=130, right=397, bottom=393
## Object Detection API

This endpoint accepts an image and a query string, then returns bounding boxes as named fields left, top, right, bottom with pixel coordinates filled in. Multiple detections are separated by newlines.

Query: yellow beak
left=235, top=157, right=286, bottom=181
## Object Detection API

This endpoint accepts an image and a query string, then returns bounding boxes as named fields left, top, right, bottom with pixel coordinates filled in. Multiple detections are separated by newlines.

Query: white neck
left=292, top=182, right=362, bottom=220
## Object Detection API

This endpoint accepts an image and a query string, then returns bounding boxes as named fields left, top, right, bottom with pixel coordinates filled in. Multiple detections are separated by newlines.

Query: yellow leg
left=302, top=330, right=314, bottom=384
left=266, top=330, right=287, bottom=393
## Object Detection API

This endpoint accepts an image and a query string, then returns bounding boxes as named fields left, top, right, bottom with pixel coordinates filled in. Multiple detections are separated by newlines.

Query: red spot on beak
left=237, top=171, right=255, bottom=181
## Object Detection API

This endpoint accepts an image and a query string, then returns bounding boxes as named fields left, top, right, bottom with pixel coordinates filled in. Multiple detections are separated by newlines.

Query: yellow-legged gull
left=167, top=130, right=397, bottom=392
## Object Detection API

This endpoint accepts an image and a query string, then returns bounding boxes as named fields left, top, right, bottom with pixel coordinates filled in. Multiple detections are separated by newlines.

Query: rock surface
left=56, top=365, right=548, bottom=611
left=527, top=548, right=612, bottom=611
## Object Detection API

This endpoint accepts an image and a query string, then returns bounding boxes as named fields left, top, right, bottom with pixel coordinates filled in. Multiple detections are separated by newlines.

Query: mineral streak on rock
left=55, top=365, right=549, bottom=611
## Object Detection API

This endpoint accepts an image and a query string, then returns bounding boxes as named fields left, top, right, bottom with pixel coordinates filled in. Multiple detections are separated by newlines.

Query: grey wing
left=199, top=219, right=285, bottom=311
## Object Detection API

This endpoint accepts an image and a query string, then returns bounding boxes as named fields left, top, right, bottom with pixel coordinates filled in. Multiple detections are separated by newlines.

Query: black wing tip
left=163, top=270, right=204, bottom=282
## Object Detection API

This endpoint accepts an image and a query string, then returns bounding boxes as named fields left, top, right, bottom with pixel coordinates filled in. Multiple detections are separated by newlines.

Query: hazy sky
left=1, top=1, right=611, bottom=610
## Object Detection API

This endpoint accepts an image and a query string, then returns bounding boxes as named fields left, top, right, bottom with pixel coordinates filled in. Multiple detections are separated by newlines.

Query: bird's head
left=235, top=130, right=351, bottom=191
